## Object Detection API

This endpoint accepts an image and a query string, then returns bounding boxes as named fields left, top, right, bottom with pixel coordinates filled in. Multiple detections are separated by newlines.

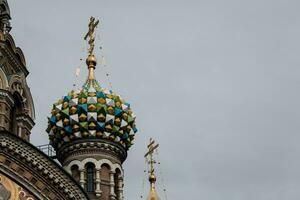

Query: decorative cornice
left=16, top=113, right=35, bottom=128
left=0, top=33, right=28, bottom=76
left=0, top=88, right=14, bottom=106
left=0, top=131, right=89, bottom=200
left=57, top=138, right=128, bottom=164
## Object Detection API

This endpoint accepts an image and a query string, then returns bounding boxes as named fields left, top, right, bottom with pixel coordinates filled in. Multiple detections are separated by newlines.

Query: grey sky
left=9, top=0, right=300, bottom=199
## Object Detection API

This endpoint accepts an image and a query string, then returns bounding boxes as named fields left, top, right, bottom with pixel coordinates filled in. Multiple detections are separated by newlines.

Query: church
left=0, top=1, right=161, bottom=199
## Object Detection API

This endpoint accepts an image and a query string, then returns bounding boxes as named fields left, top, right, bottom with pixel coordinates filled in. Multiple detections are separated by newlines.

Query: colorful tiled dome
left=46, top=18, right=138, bottom=151
left=46, top=78, right=137, bottom=150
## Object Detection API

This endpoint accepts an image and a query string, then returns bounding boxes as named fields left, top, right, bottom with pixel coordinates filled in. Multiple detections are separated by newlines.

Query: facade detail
left=0, top=131, right=88, bottom=200
left=0, top=0, right=11, bottom=33
left=45, top=17, right=137, bottom=200
left=0, top=1, right=90, bottom=199
left=0, top=173, right=36, bottom=200
left=0, top=0, right=35, bottom=142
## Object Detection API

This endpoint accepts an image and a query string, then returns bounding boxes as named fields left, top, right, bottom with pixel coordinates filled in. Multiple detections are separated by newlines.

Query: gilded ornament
left=109, top=135, right=115, bottom=141
left=96, top=131, right=103, bottom=137
left=88, top=104, right=96, bottom=111
left=73, top=124, right=80, bottom=131
left=122, top=113, right=128, bottom=120
left=79, top=113, right=87, bottom=121
left=63, top=102, right=68, bottom=108
left=107, top=106, right=114, bottom=114
left=115, top=101, right=121, bottom=108
left=70, top=106, right=77, bottom=114
left=79, top=98, right=87, bottom=104
left=83, top=131, right=89, bottom=137
left=89, top=92, right=96, bottom=97
left=126, top=125, right=132, bottom=132
left=105, top=124, right=112, bottom=131
left=89, top=122, right=96, bottom=129
left=56, top=113, right=61, bottom=120
left=115, top=118, right=121, bottom=126
left=63, top=118, right=69, bottom=125
left=98, top=98, right=105, bottom=104
left=97, top=113, right=105, bottom=121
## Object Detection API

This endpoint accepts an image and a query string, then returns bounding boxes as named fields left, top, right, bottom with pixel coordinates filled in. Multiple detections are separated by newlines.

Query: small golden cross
left=144, top=138, right=159, bottom=175
left=84, top=16, right=99, bottom=56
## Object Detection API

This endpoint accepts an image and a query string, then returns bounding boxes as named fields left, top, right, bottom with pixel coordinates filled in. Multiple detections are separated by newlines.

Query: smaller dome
left=46, top=79, right=137, bottom=150
left=147, top=190, right=161, bottom=200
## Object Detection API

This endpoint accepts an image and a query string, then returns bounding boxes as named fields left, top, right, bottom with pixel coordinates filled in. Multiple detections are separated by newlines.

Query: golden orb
left=149, top=174, right=156, bottom=183
left=86, top=55, right=97, bottom=67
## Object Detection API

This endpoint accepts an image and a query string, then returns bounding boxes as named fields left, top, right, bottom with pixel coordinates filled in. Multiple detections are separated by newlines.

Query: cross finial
left=144, top=138, right=159, bottom=190
left=84, top=16, right=99, bottom=56
left=84, top=16, right=99, bottom=80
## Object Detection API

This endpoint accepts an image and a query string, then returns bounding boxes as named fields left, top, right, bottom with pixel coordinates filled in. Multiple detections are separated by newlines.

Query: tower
left=46, top=17, right=137, bottom=200
left=0, top=0, right=35, bottom=141
left=144, top=139, right=161, bottom=200
left=0, top=0, right=11, bottom=33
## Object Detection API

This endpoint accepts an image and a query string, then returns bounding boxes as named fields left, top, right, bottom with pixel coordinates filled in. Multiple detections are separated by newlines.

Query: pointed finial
left=84, top=16, right=99, bottom=80
left=144, top=138, right=161, bottom=200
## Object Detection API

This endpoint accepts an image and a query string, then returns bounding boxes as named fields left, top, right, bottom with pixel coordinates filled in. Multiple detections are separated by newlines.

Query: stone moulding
left=0, top=130, right=89, bottom=200
left=57, top=138, right=128, bottom=164
left=0, top=32, right=28, bottom=75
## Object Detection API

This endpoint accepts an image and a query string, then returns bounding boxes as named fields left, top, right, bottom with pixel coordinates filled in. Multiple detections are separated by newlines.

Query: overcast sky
left=9, top=0, right=300, bottom=199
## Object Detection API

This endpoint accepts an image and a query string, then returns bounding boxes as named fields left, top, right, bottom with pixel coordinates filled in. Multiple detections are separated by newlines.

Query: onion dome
left=146, top=174, right=161, bottom=200
left=46, top=18, right=137, bottom=151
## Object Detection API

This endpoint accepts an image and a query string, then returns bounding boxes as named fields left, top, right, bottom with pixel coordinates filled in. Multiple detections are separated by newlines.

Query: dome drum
left=56, top=138, right=128, bottom=165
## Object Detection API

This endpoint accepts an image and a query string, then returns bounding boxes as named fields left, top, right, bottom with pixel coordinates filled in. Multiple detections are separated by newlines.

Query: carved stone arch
left=7, top=75, right=34, bottom=140
left=0, top=67, right=8, bottom=89
left=98, top=159, right=114, bottom=171
left=9, top=74, right=35, bottom=119
left=9, top=75, right=24, bottom=96
left=113, top=164, right=123, bottom=176
left=82, top=158, right=98, bottom=169
left=4, top=34, right=15, bottom=51
left=66, top=160, right=84, bottom=172
left=14, top=47, right=26, bottom=67
left=22, top=84, right=35, bottom=119
left=3, top=34, right=26, bottom=67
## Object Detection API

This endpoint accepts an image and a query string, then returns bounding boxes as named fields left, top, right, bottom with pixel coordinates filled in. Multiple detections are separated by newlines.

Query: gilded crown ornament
left=46, top=17, right=137, bottom=150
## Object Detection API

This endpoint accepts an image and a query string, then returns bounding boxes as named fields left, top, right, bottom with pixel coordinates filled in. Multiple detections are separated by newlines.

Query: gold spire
left=84, top=16, right=99, bottom=80
left=144, top=138, right=161, bottom=200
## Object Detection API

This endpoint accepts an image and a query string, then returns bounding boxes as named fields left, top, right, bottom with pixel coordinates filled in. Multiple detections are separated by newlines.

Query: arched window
left=71, top=165, right=80, bottom=182
left=86, top=163, right=95, bottom=192
left=100, top=164, right=111, bottom=199
left=10, top=92, right=23, bottom=136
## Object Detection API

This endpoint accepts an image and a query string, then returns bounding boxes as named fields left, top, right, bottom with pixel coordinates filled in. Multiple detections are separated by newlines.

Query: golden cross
left=144, top=138, right=159, bottom=176
left=84, top=16, right=99, bottom=56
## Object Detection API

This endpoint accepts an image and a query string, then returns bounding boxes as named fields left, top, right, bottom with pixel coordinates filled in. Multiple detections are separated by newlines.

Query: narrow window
left=86, top=163, right=95, bottom=192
